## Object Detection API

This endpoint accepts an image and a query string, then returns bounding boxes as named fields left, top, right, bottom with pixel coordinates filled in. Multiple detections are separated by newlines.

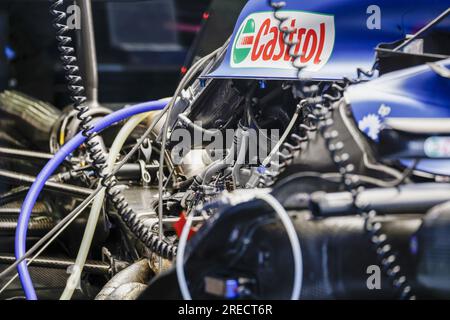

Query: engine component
left=0, top=90, right=60, bottom=148
left=14, top=101, right=167, bottom=300
left=95, top=259, right=151, bottom=300
left=1, top=0, right=449, bottom=303
left=142, top=196, right=423, bottom=299
left=415, top=201, right=450, bottom=297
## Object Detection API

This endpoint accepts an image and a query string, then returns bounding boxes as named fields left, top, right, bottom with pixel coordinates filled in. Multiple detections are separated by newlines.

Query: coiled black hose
left=267, top=0, right=415, bottom=299
left=50, top=0, right=176, bottom=260
left=50, top=1, right=107, bottom=174
left=364, top=210, right=416, bottom=299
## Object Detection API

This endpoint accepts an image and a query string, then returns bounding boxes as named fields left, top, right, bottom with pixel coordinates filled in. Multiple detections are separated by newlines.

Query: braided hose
left=50, top=0, right=176, bottom=260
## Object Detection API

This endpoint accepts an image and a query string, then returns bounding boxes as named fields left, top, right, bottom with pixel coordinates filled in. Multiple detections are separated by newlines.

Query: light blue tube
left=15, top=101, right=167, bottom=300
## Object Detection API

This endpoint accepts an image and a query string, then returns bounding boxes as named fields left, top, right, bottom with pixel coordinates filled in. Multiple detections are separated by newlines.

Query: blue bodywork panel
left=346, top=59, right=450, bottom=175
left=206, top=0, right=449, bottom=80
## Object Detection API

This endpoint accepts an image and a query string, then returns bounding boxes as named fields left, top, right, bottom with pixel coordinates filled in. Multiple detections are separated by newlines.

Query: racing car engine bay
left=0, top=0, right=449, bottom=301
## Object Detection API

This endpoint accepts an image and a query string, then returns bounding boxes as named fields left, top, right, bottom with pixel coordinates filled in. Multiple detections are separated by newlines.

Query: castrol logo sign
left=231, top=11, right=335, bottom=72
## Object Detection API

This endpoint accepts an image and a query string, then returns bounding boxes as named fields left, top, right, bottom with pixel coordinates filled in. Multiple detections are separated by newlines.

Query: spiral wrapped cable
left=267, top=0, right=415, bottom=299
left=50, top=0, right=176, bottom=259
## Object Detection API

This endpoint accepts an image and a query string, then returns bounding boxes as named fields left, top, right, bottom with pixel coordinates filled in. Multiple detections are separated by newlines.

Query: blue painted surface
left=348, top=59, right=450, bottom=122
left=205, top=0, right=450, bottom=174
left=347, top=59, right=450, bottom=175
left=206, top=0, right=449, bottom=80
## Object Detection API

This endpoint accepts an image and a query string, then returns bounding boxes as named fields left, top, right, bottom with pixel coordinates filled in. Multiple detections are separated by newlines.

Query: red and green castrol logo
left=231, top=11, right=335, bottom=72
left=233, top=18, right=256, bottom=64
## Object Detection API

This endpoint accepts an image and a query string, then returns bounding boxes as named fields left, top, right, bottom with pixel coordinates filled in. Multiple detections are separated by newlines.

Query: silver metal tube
left=0, top=169, right=92, bottom=197
left=0, top=147, right=54, bottom=161
left=232, top=130, right=249, bottom=186
left=0, top=255, right=110, bottom=275
left=76, top=0, right=99, bottom=106
left=312, top=183, right=450, bottom=216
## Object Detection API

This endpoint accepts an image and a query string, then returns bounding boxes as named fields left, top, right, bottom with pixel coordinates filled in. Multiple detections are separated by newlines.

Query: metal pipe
left=310, top=183, right=450, bottom=216
left=0, top=255, right=110, bottom=275
left=232, top=129, right=249, bottom=187
left=0, top=147, right=79, bottom=163
left=76, top=0, right=99, bottom=106
left=0, top=169, right=91, bottom=197
left=0, top=147, right=54, bottom=161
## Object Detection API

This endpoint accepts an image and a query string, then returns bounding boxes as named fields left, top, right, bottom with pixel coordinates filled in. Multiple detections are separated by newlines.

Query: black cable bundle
left=49, top=0, right=176, bottom=260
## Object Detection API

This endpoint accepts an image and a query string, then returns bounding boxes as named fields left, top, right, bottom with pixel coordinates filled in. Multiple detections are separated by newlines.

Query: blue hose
left=16, top=101, right=166, bottom=300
